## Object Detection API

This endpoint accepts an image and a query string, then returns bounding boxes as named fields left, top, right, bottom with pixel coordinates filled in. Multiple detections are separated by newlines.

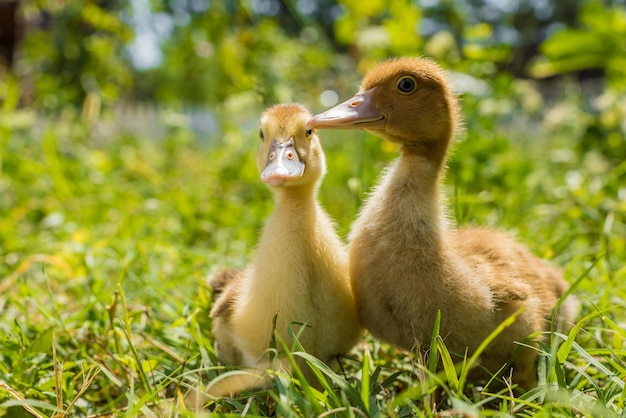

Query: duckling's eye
left=397, top=77, right=417, bottom=94
left=259, top=129, right=264, bottom=141
left=305, top=128, right=313, bottom=138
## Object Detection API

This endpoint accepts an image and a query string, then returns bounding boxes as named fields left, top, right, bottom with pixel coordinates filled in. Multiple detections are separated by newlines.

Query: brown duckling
left=306, top=57, right=579, bottom=390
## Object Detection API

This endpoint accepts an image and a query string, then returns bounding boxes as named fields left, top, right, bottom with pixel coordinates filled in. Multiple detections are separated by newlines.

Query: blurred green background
left=2, top=0, right=625, bottom=232
left=0, top=1, right=625, bottom=415
left=3, top=0, right=626, bottom=115
left=2, top=0, right=624, bottom=256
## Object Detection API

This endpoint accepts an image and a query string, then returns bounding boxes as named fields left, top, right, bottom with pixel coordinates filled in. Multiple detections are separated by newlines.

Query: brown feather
left=309, top=57, right=579, bottom=391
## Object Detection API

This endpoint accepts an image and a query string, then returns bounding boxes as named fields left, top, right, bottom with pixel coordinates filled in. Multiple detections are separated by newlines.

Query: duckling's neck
left=392, top=151, right=448, bottom=239
left=261, top=184, right=321, bottom=244
left=251, top=182, right=330, bottom=293
left=351, top=149, right=449, bottom=259
left=401, top=137, right=451, bottom=167
left=272, top=184, right=318, bottom=210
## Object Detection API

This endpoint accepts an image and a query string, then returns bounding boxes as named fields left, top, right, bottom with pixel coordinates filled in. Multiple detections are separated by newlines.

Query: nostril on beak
left=350, top=99, right=362, bottom=108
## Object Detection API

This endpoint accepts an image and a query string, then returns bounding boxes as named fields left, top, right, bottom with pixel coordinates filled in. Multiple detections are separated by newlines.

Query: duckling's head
left=258, top=103, right=325, bottom=189
left=307, top=57, right=460, bottom=159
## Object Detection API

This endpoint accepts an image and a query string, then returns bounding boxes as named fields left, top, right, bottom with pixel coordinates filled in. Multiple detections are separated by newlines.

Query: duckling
left=306, top=57, right=579, bottom=390
left=206, top=103, right=361, bottom=397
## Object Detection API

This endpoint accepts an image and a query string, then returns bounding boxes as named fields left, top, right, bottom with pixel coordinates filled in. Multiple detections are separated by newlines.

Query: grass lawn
left=0, top=84, right=625, bottom=417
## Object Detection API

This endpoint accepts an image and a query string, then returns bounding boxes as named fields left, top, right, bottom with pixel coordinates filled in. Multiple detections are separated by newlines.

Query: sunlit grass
left=0, top=90, right=624, bottom=417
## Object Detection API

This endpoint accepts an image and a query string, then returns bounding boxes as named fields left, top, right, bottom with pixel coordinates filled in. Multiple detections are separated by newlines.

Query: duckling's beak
left=261, top=137, right=305, bottom=187
left=306, top=87, right=385, bottom=130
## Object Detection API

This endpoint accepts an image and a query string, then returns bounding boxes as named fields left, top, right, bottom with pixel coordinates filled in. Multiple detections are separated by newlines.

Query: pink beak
left=306, top=87, right=385, bottom=131
left=260, top=137, right=305, bottom=187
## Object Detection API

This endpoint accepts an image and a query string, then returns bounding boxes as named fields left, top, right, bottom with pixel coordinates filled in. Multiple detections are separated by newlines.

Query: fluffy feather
left=203, top=103, right=361, bottom=399
left=307, top=57, right=579, bottom=390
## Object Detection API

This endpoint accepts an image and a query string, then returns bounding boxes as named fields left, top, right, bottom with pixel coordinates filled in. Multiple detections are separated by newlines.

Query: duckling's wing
left=453, top=228, right=532, bottom=306
left=489, top=280, right=529, bottom=304
left=209, top=268, right=241, bottom=318
left=209, top=267, right=239, bottom=295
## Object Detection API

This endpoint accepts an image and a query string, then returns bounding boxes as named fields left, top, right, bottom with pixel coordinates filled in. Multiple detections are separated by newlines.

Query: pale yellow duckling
left=306, top=57, right=578, bottom=390
left=205, top=103, right=361, bottom=398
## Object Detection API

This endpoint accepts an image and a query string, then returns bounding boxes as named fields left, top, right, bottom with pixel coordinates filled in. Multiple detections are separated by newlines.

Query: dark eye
left=305, top=129, right=313, bottom=137
left=397, top=77, right=417, bottom=94
left=259, top=129, right=264, bottom=141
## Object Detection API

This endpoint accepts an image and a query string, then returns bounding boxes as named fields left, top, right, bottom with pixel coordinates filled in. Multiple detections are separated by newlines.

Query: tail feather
left=548, top=267, right=580, bottom=330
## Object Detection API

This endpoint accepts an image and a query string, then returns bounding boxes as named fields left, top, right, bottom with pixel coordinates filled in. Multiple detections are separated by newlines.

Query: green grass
left=0, top=85, right=624, bottom=417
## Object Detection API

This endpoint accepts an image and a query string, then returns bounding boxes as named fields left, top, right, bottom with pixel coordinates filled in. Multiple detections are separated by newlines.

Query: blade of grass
left=555, top=254, right=597, bottom=321
left=436, top=336, right=459, bottom=394
left=360, top=350, right=372, bottom=416
left=569, top=340, right=624, bottom=389
left=556, top=311, right=593, bottom=364
left=275, top=330, right=324, bottom=416
left=457, top=304, right=527, bottom=394
left=52, top=330, right=63, bottom=418
left=0, top=382, right=47, bottom=418
left=428, top=310, right=441, bottom=376
left=293, top=352, right=365, bottom=409
left=63, top=365, right=100, bottom=416
left=117, top=283, right=152, bottom=394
